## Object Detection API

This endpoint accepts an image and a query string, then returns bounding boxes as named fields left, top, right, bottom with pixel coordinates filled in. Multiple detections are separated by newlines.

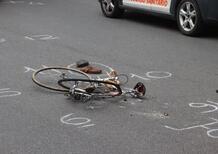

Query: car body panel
left=122, top=0, right=151, bottom=11
left=122, top=0, right=172, bottom=14
left=99, top=0, right=218, bottom=23
left=207, top=0, right=218, bottom=22
left=150, top=0, right=172, bottom=14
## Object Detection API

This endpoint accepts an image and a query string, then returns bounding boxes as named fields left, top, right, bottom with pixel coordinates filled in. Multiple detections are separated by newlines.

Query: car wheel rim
left=102, top=0, right=115, bottom=14
left=179, top=2, right=197, bottom=32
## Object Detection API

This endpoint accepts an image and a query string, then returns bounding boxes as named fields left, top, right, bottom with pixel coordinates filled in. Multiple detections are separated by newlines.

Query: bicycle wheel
left=58, top=78, right=122, bottom=97
left=32, top=67, right=91, bottom=92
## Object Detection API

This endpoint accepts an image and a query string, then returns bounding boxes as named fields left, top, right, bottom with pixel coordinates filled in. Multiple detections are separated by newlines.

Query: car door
left=122, top=0, right=152, bottom=11
left=150, top=0, right=172, bottom=14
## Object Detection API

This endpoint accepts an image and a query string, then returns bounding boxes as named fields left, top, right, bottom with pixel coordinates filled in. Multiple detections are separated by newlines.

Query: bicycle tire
left=58, top=78, right=122, bottom=97
left=32, top=67, right=91, bottom=92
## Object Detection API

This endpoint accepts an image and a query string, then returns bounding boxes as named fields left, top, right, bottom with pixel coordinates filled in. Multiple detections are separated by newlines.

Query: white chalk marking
left=10, top=1, right=15, bottom=4
left=67, top=63, right=76, bottom=69
left=130, top=102, right=136, bottom=105
left=25, top=35, right=59, bottom=41
left=29, top=2, right=45, bottom=5
left=79, top=124, right=95, bottom=128
left=165, top=118, right=218, bottom=139
left=8, top=1, right=24, bottom=4
left=130, top=73, right=150, bottom=81
left=65, top=117, right=90, bottom=125
left=146, top=71, right=172, bottom=79
left=207, top=100, right=218, bottom=106
left=207, top=129, right=218, bottom=138
left=0, top=38, right=6, bottom=43
left=41, top=65, right=48, bottom=68
left=0, top=88, right=10, bottom=91
left=24, top=36, right=34, bottom=40
left=0, top=90, right=21, bottom=98
left=119, top=106, right=126, bottom=109
left=24, top=66, right=38, bottom=73
left=41, top=65, right=62, bottom=75
left=60, top=113, right=92, bottom=126
left=165, top=117, right=218, bottom=130
left=189, top=100, right=218, bottom=114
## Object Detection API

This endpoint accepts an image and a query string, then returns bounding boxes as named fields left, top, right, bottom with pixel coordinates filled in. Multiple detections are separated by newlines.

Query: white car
left=99, top=0, right=218, bottom=36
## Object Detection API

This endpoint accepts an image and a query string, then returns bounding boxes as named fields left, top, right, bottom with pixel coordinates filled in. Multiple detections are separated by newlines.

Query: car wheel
left=100, top=0, right=124, bottom=18
left=177, top=0, right=203, bottom=36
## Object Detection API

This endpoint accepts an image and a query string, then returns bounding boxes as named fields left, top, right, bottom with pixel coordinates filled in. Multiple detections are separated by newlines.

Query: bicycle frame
left=59, top=78, right=145, bottom=102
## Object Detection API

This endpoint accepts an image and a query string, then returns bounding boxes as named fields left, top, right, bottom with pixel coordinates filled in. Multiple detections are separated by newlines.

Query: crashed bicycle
left=32, top=66, right=146, bottom=102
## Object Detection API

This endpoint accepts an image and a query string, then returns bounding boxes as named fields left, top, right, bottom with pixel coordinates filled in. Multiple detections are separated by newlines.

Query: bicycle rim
left=32, top=67, right=91, bottom=92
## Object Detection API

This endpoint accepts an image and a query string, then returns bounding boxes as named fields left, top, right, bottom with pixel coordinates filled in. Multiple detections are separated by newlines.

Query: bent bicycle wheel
left=32, top=67, right=91, bottom=92
left=58, top=78, right=122, bottom=97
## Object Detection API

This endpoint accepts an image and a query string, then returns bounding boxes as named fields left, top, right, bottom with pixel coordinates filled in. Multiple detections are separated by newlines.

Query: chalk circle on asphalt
left=207, top=129, right=218, bottom=138
left=189, top=103, right=209, bottom=108
left=60, top=113, right=91, bottom=126
left=0, top=90, right=21, bottom=98
left=146, top=71, right=172, bottom=79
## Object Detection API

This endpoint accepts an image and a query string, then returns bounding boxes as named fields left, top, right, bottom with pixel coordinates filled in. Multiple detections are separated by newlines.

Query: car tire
left=176, top=0, right=203, bottom=36
left=100, top=0, right=124, bottom=18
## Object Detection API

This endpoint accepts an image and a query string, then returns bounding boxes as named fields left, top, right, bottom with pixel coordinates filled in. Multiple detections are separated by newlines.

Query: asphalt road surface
left=0, top=0, right=218, bottom=154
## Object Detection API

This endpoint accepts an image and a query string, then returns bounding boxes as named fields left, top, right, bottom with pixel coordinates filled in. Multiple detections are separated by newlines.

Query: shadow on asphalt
left=122, top=11, right=218, bottom=39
